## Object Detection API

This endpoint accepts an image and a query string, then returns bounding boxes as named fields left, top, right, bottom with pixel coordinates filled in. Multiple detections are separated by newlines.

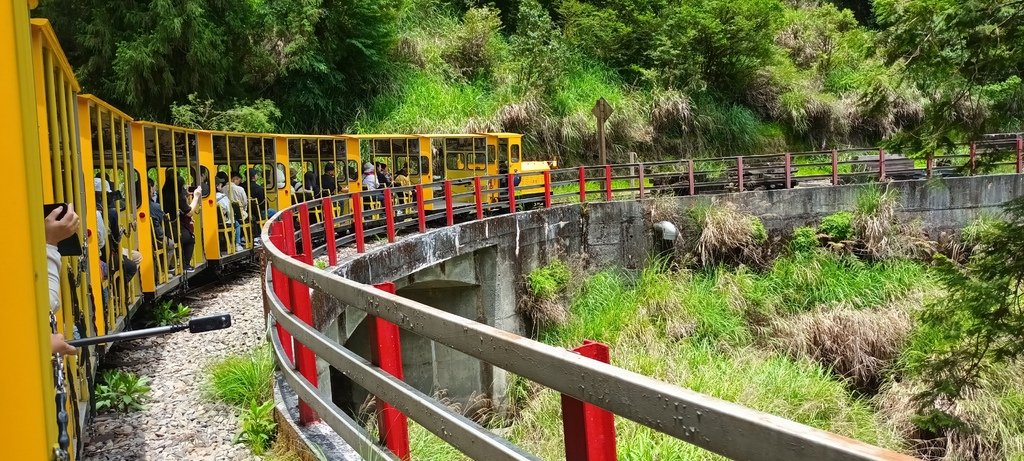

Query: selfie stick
left=67, top=314, right=232, bottom=347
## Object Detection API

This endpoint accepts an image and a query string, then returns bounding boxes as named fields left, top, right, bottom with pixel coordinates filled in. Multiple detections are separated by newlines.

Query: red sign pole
left=736, top=156, right=745, bottom=193
left=444, top=180, right=454, bottom=226
left=578, top=166, right=586, bottom=203
left=507, top=173, right=517, bottom=213
left=603, top=165, right=612, bottom=201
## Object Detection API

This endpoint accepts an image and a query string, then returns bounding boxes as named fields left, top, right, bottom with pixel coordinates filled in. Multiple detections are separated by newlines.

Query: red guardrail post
left=969, top=142, right=977, bottom=176
left=508, top=173, right=517, bottom=213
left=352, top=194, right=365, bottom=253
left=322, top=198, right=337, bottom=266
left=603, top=165, right=612, bottom=201
left=282, top=211, right=319, bottom=424
left=578, top=166, right=586, bottom=203
left=784, top=153, right=792, bottom=189
left=926, top=154, right=934, bottom=178
left=383, top=188, right=395, bottom=243
left=370, top=282, right=411, bottom=460
left=561, top=340, right=617, bottom=461
left=878, top=148, right=886, bottom=181
left=444, top=180, right=454, bottom=226
left=637, top=163, right=645, bottom=199
left=687, top=159, right=695, bottom=196
left=1017, top=136, right=1023, bottom=174
left=736, top=156, right=745, bottom=193
left=415, top=184, right=426, bottom=233
left=268, top=221, right=294, bottom=364
left=543, top=170, right=552, bottom=208
left=831, top=149, right=839, bottom=186
left=474, top=177, right=485, bottom=219
left=298, top=203, right=314, bottom=265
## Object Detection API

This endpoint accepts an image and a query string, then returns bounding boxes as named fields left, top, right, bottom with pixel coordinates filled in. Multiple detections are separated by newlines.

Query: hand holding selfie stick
left=67, top=314, right=231, bottom=347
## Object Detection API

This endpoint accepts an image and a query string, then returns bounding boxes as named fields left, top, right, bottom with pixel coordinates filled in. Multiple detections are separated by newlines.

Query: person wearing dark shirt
left=161, top=168, right=201, bottom=272
left=321, top=163, right=337, bottom=196
left=243, top=169, right=276, bottom=221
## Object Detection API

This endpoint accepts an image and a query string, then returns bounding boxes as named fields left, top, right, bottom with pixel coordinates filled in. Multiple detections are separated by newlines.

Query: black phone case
left=43, top=203, right=84, bottom=256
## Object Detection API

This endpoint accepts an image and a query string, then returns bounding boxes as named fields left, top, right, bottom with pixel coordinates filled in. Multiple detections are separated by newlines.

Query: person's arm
left=185, top=187, right=201, bottom=217
left=43, top=205, right=78, bottom=355
left=46, top=244, right=60, bottom=313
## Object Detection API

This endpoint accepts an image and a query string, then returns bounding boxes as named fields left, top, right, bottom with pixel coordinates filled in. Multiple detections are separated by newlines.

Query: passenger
left=376, top=162, right=393, bottom=188
left=394, top=168, right=412, bottom=187
left=295, top=171, right=320, bottom=200
left=95, top=178, right=139, bottom=282
left=215, top=177, right=244, bottom=252
left=161, top=168, right=201, bottom=272
left=362, top=162, right=380, bottom=190
left=243, top=169, right=275, bottom=221
left=146, top=178, right=174, bottom=254
left=321, top=163, right=338, bottom=196
left=43, top=204, right=79, bottom=355
left=227, top=171, right=249, bottom=221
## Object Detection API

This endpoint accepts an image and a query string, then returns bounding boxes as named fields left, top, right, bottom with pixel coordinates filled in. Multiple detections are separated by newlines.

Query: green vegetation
left=790, top=226, right=819, bottom=253
left=235, top=401, right=278, bottom=455
left=515, top=254, right=914, bottom=459
left=206, top=345, right=279, bottom=454
left=905, top=197, right=1024, bottom=432
left=95, top=370, right=151, bottom=412
left=39, top=0, right=1023, bottom=160
left=206, top=345, right=275, bottom=408
left=151, top=300, right=192, bottom=326
left=526, top=260, right=570, bottom=300
left=820, top=211, right=853, bottom=241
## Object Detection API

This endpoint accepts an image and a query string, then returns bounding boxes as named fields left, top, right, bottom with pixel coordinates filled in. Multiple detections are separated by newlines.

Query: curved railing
left=255, top=138, right=1024, bottom=460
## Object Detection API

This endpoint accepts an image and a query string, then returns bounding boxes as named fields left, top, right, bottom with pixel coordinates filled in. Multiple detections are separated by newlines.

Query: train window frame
left=446, top=153, right=463, bottom=171
left=511, top=144, right=521, bottom=163
left=200, top=166, right=212, bottom=198
left=420, top=156, right=430, bottom=177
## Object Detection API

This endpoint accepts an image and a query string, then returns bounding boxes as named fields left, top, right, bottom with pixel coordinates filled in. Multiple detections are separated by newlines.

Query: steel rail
left=265, top=270, right=539, bottom=461
left=262, top=219, right=917, bottom=461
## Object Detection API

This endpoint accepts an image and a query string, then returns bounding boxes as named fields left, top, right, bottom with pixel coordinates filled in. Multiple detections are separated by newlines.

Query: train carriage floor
left=82, top=271, right=265, bottom=461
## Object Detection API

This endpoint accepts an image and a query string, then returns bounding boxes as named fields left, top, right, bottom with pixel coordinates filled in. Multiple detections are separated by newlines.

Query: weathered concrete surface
left=672, top=174, right=1024, bottom=235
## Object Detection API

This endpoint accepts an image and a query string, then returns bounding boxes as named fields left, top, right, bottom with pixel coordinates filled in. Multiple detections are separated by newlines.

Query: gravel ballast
left=83, top=271, right=266, bottom=461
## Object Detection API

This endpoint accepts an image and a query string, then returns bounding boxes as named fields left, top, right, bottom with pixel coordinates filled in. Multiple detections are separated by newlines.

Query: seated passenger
left=376, top=162, right=393, bottom=188
left=227, top=172, right=249, bottom=223
left=215, top=177, right=244, bottom=252
left=321, top=163, right=338, bottom=196
left=43, top=204, right=79, bottom=355
left=243, top=169, right=275, bottom=221
left=162, top=168, right=201, bottom=272
left=295, top=171, right=320, bottom=200
left=394, top=168, right=412, bottom=187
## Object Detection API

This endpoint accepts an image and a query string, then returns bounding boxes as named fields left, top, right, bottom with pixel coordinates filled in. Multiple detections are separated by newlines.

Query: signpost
left=592, top=97, right=613, bottom=165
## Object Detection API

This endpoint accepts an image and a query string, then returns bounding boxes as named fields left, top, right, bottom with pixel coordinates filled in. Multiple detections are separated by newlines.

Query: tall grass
left=205, top=345, right=275, bottom=408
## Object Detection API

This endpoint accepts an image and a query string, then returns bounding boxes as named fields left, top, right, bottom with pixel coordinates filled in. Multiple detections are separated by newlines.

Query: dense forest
left=37, top=0, right=1023, bottom=164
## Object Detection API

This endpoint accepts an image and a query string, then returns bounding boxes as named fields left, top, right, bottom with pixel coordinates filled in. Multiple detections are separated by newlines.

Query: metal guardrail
left=252, top=140, right=1024, bottom=460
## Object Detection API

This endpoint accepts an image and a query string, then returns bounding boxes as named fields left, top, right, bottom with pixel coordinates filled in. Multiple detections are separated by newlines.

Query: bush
left=95, top=370, right=151, bottom=412
left=526, top=260, right=571, bottom=300
left=151, top=300, right=192, bottom=326
left=236, top=400, right=278, bottom=455
left=961, top=214, right=1001, bottom=247
left=790, top=226, right=819, bottom=253
left=689, top=202, right=764, bottom=266
left=206, top=345, right=275, bottom=408
left=442, top=7, right=504, bottom=80
left=820, top=211, right=853, bottom=241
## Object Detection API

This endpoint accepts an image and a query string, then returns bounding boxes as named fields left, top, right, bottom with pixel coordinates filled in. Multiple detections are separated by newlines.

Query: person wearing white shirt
left=43, top=204, right=79, bottom=355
